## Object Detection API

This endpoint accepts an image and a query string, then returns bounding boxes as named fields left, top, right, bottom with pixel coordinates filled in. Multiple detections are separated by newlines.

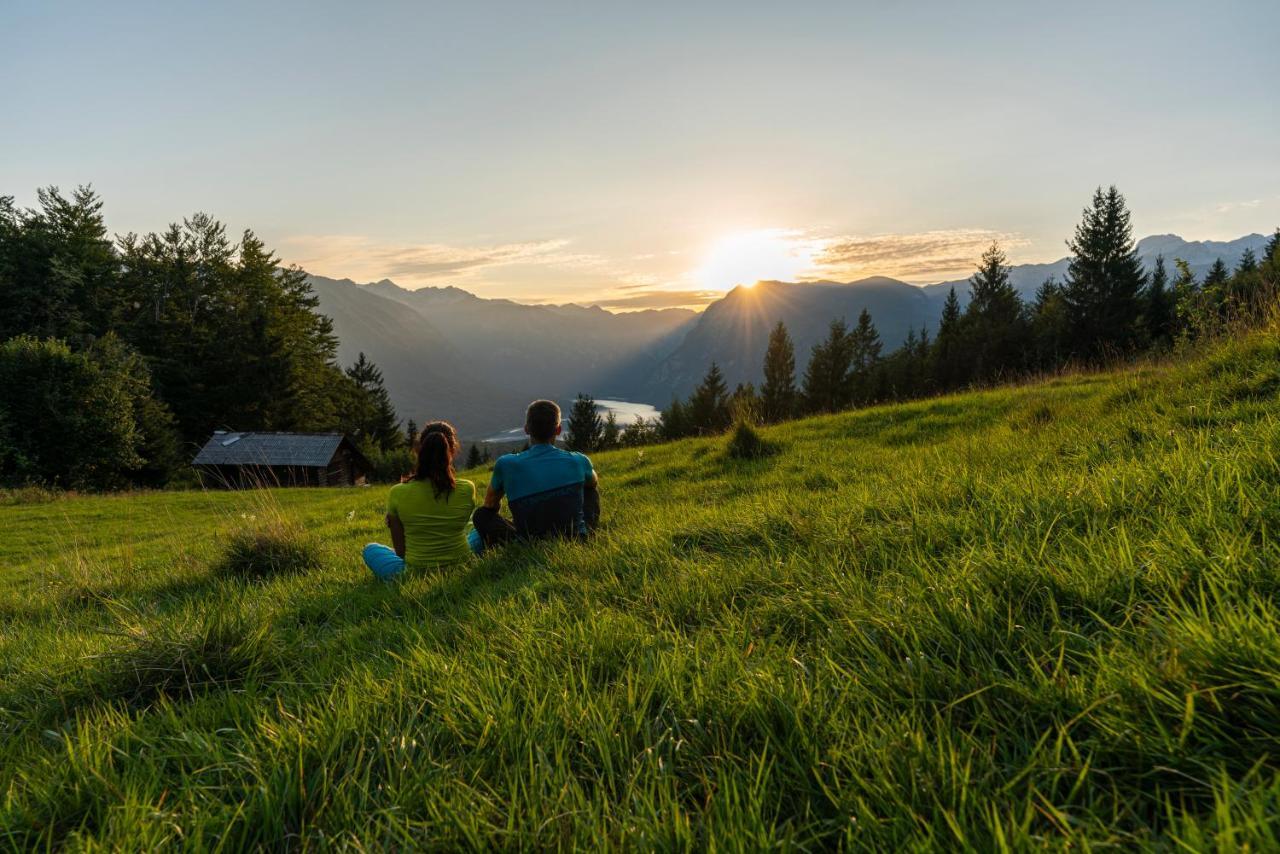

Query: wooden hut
left=193, top=432, right=371, bottom=488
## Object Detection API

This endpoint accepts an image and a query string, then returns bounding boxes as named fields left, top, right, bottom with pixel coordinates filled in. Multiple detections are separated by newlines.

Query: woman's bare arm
left=386, top=513, right=406, bottom=558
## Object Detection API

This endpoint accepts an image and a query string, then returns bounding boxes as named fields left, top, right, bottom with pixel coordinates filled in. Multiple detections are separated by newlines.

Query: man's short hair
left=525, top=399, right=561, bottom=443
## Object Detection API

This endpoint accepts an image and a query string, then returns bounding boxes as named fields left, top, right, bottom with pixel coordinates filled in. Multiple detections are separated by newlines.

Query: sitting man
left=471, top=399, right=600, bottom=549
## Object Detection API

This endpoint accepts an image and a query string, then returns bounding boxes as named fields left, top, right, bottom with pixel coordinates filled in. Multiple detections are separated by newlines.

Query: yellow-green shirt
left=386, top=479, right=476, bottom=569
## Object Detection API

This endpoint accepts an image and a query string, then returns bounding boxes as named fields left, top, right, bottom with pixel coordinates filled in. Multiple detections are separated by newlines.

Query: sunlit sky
left=4, top=1, right=1278, bottom=309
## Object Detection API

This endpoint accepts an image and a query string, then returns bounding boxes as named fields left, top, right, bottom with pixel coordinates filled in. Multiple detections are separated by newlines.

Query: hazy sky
left=4, top=1, right=1278, bottom=308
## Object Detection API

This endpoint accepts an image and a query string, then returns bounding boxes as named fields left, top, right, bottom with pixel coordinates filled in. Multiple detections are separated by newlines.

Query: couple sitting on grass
left=362, top=399, right=600, bottom=579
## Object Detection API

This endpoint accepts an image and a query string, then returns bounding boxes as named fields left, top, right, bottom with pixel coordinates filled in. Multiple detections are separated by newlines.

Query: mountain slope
left=643, top=276, right=942, bottom=400
left=308, top=276, right=527, bottom=434
left=363, top=280, right=695, bottom=397
left=309, top=275, right=695, bottom=434
left=4, top=331, right=1278, bottom=847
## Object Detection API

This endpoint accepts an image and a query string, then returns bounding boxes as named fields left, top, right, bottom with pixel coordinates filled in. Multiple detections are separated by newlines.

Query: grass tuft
left=725, top=420, right=779, bottom=460
left=213, top=514, right=322, bottom=580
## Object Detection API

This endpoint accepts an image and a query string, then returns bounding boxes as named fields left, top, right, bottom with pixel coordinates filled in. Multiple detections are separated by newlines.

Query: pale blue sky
left=4, top=1, right=1277, bottom=307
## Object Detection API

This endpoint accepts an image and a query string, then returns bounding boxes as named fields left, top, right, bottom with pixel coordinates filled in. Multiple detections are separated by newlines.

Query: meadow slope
left=2, top=333, right=1279, bottom=849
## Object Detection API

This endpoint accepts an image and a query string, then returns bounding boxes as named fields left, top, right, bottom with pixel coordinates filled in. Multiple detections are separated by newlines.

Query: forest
left=0, top=188, right=403, bottom=490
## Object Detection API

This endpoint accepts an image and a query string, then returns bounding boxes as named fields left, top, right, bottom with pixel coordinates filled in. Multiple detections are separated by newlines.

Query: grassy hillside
left=2, top=333, right=1279, bottom=849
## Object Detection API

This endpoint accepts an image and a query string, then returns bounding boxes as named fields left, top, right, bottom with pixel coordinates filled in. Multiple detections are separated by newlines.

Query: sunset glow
left=697, top=230, right=815, bottom=292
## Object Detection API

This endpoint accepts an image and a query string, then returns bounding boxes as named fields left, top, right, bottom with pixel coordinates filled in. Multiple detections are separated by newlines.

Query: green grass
left=2, top=333, right=1279, bottom=850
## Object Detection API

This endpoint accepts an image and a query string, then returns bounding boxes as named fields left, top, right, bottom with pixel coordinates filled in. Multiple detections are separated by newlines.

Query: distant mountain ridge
left=925, top=232, right=1269, bottom=302
left=309, top=232, right=1271, bottom=429
left=308, top=274, right=694, bottom=436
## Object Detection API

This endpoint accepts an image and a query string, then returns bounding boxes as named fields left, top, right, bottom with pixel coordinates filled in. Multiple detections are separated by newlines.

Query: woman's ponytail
left=412, top=420, right=458, bottom=497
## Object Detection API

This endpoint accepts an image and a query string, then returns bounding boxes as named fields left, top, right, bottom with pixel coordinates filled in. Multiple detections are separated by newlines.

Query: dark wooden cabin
left=193, top=432, right=371, bottom=488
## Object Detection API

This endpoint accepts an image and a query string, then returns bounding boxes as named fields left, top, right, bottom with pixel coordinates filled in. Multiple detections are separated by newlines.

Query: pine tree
left=1265, top=229, right=1280, bottom=265
left=661, top=398, right=690, bottom=440
left=565, top=394, right=603, bottom=452
left=801, top=318, right=854, bottom=413
left=1144, top=256, right=1175, bottom=345
left=1172, top=259, right=1205, bottom=337
left=760, top=321, right=797, bottom=422
left=405, top=419, right=418, bottom=449
left=601, top=410, right=621, bottom=449
left=849, top=308, right=884, bottom=404
left=1236, top=248, right=1258, bottom=276
left=465, top=443, right=483, bottom=469
left=1030, top=278, right=1070, bottom=368
left=346, top=352, right=401, bottom=451
left=1201, top=258, right=1230, bottom=319
left=932, top=287, right=965, bottom=389
left=1062, top=186, right=1147, bottom=359
left=962, top=242, right=1028, bottom=381
left=688, top=362, right=731, bottom=434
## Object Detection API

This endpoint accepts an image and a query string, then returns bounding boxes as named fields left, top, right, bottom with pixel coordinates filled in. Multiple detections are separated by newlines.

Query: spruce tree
left=661, top=398, right=690, bottom=440
left=1062, top=186, right=1147, bottom=359
left=932, top=287, right=965, bottom=389
left=465, top=443, right=483, bottom=469
left=565, top=394, right=603, bottom=452
left=850, top=308, right=884, bottom=404
left=1201, top=258, right=1230, bottom=319
left=601, top=410, right=621, bottom=449
left=346, top=352, right=401, bottom=451
left=405, top=419, right=418, bottom=449
left=1265, top=229, right=1280, bottom=265
left=963, top=242, right=1028, bottom=381
left=1236, top=248, right=1257, bottom=276
left=1030, top=278, right=1070, bottom=369
left=760, top=321, right=797, bottom=422
left=1145, top=256, right=1175, bottom=345
left=688, top=362, right=731, bottom=434
left=801, top=318, right=854, bottom=413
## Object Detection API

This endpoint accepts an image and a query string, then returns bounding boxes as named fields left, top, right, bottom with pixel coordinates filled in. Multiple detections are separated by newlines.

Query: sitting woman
left=363, top=421, right=476, bottom=579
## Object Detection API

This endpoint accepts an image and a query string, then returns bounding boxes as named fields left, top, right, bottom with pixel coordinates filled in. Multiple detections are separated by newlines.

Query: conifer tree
left=1236, top=248, right=1257, bottom=276
left=1265, top=229, right=1280, bottom=265
left=661, top=398, right=690, bottom=440
left=565, top=394, right=603, bottom=452
left=465, top=443, right=483, bottom=469
left=760, top=321, right=797, bottom=422
left=1172, top=259, right=1205, bottom=336
left=801, top=318, right=854, bottom=413
left=405, top=419, right=418, bottom=449
left=850, top=308, right=884, bottom=404
left=601, top=410, right=621, bottom=449
left=932, top=287, right=965, bottom=389
left=1030, top=278, right=1070, bottom=368
left=1144, top=256, right=1175, bottom=345
left=963, top=242, right=1028, bottom=381
left=1062, top=186, right=1147, bottom=359
left=346, top=352, right=401, bottom=451
left=688, top=362, right=731, bottom=434
left=1201, top=258, right=1230, bottom=319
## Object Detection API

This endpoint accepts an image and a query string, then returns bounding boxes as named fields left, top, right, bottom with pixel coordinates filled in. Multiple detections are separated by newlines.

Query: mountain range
left=310, top=232, right=1270, bottom=435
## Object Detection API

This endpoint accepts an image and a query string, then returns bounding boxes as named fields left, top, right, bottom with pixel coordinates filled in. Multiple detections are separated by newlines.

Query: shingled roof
left=193, top=432, right=348, bottom=467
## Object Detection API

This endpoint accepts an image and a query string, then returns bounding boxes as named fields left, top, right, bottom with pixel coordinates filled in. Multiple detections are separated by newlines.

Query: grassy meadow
left=2, top=332, right=1279, bottom=849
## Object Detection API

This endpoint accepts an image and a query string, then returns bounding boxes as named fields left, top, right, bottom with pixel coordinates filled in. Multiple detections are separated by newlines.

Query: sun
left=696, top=229, right=813, bottom=292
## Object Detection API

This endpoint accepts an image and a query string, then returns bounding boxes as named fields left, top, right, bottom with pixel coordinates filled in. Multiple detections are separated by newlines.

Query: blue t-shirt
left=490, top=444, right=594, bottom=537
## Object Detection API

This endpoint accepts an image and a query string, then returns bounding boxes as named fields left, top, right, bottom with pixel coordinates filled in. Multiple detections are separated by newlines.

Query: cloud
left=811, top=229, right=1028, bottom=282
left=1214, top=199, right=1262, bottom=214
left=278, top=234, right=602, bottom=286
left=590, top=289, right=722, bottom=310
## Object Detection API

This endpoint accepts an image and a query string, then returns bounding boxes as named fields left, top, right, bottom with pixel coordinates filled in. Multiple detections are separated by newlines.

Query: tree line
left=0, top=186, right=407, bottom=489
left=565, top=186, right=1278, bottom=450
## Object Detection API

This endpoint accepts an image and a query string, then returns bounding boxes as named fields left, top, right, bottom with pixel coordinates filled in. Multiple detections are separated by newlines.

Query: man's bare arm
left=483, top=484, right=504, bottom=510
